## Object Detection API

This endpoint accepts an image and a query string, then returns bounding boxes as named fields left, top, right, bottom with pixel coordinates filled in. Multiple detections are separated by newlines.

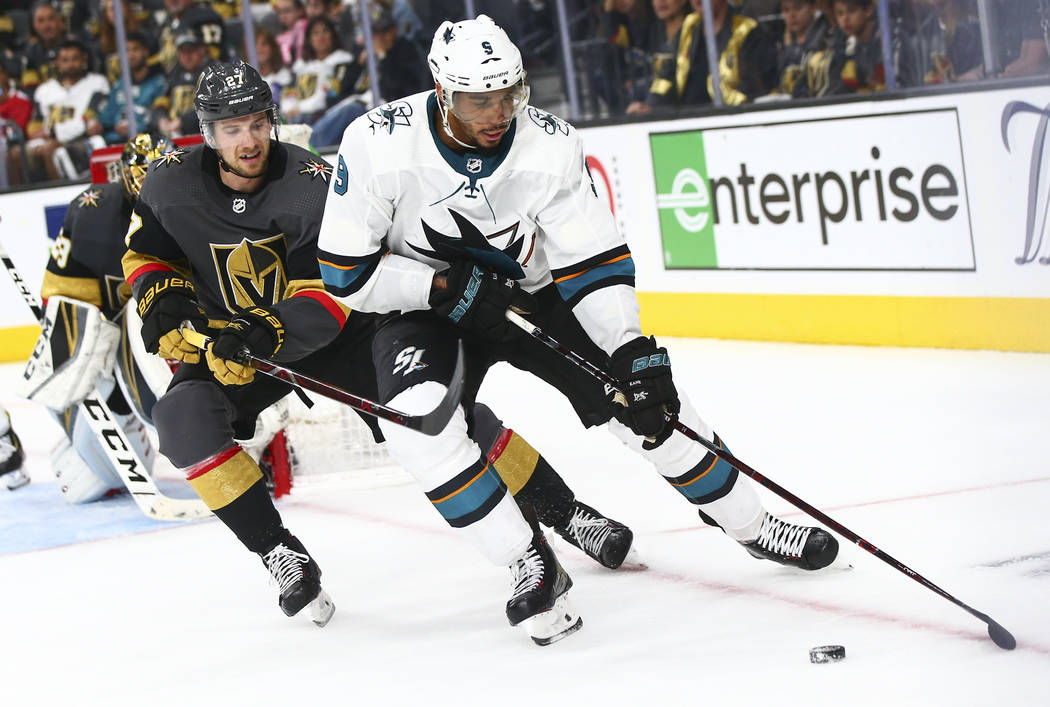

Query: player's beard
left=219, top=141, right=270, bottom=179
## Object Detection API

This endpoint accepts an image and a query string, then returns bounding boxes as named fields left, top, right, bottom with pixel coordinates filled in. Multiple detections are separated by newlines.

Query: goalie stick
left=504, top=309, right=1017, bottom=651
left=0, top=230, right=211, bottom=521
left=178, top=326, right=465, bottom=436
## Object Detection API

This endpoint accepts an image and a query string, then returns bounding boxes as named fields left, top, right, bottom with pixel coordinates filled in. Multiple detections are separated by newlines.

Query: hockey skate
left=701, top=509, right=838, bottom=571
left=554, top=501, right=635, bottom=570
left=507, top=523, right=582, bottom=646
left=260, top=531, right=335, bottom=627
left=0, top=426, right=29, bottom=491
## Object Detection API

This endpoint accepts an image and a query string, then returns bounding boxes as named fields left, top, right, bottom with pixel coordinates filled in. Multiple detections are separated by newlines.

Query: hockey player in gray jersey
left=317, top=15, right=838, bottom=645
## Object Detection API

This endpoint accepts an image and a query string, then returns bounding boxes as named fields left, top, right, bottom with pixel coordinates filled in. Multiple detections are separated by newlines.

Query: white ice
left=2, top=337, right=1048, bottom=706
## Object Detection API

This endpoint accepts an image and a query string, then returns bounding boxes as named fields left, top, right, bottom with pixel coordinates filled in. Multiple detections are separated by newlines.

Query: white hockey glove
left=19, top=296, right=121, bottom=412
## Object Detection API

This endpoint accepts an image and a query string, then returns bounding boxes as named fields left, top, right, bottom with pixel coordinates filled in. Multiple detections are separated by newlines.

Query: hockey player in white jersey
left=317, top=15, right=838, bottom=645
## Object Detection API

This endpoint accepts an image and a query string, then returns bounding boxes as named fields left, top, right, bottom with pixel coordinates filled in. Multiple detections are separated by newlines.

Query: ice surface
left=2, top=337, right=1048, bottom=706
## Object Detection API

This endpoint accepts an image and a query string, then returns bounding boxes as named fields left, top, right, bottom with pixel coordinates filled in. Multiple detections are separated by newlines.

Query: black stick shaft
left=505, top=311, right=1016, bottom=650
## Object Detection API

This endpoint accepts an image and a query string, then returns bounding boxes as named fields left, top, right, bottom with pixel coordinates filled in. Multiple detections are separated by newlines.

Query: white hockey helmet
left=427, top=15, right=530, bottom=138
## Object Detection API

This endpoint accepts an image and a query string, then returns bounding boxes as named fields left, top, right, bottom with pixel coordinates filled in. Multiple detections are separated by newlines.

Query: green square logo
left=650, top=131, right=717, bottom=268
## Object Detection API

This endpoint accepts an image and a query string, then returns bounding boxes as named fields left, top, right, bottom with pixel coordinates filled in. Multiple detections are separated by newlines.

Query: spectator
left=283, top=16, right=352, bottom=124
left=374, top=0, right=423, bottom=44
left=624, top=0, right=690, bottom=113
left=0, top=60, right=33, bottom=133
left=776, top=0, right=831, bottom=95
left=1, top=59, right=33, bottom=187
left=591, top=0, right=659, bottom=112
left=156, top=0, right=226, bottom=72
left=308, top=8, right=428, bottom=148
left=19, top=1, right=71, bottom=94
left=152, top=26, right=213, bottom=137
left=631, top=0, right=777, bottom=112
left=797, top=0, right=884, bottom=96
left=255, top=28, right=293, bottom=100
left=913, top=0, right=982, bottom=84
left=6, top=39, right=108, bottom=183
left=986, top=0, right=1050, bottom=79
left=305, top=0, right=354, bottom=47
left=273, top=0, right=308, bottom=65
left=96, top=0, right=158, bottom=84
left=87, top=31, right=165, bottom=144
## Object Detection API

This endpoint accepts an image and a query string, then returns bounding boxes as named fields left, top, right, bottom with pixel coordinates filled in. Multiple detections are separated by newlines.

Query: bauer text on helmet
left=428, top=15, right=531, bottom=149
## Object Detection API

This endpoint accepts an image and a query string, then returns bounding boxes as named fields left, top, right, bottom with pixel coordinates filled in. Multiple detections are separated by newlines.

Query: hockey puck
left=809, top=645, right=846, bottom=663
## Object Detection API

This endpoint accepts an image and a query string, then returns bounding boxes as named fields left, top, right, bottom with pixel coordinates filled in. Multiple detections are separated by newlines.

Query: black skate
left=0, top=427, right=29, bottom=491
left=507, top=527, right=582, bottom=646
left=259, top=531, right=335, bottom=626
left=739, top=511, right=838, bottom=571
left=554, top=501, right=634, bottom=570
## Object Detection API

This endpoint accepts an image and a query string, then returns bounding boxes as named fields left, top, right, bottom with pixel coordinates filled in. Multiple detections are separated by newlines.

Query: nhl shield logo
left=232, top=198, right=246, bottom=214
left=466, top=157, right=483, bottom=174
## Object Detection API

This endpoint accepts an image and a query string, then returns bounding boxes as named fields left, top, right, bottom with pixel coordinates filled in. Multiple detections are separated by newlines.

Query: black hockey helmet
left=194, top=61, right=278, bottom=147
left=120, top=132, right=175, bottom=201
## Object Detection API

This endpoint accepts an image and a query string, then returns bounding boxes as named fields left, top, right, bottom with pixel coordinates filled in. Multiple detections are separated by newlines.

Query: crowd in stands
left=1, top=0, right=1048, bottom=187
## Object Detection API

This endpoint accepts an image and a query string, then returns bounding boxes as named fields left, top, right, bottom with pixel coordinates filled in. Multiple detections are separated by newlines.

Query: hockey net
left=251, top=394, right=409, bottom=498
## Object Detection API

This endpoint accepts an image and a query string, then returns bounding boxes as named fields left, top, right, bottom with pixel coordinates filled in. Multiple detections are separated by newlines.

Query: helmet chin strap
left=437, top=93, right=480, bottom=151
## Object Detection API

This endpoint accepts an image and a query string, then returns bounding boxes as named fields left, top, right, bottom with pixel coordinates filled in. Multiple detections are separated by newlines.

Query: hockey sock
left=662, top=432, right=739, bottom=506
left=185, top=446, right=284, bottom=552
left=485, top=428, right=576, bottom=528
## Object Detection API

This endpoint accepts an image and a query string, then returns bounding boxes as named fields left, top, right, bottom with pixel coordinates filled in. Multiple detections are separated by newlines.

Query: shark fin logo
left=411, top=208, right=532, bottom=279
left=1002, top=101, right=1050, bottom=265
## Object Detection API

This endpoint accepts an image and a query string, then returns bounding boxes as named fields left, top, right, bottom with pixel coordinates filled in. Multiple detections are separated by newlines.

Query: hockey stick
left=0, top=236, right=211, bottom=521
left=179, top=326, right=465, bottom=436
left=505, top=310, right=1017, bottom=651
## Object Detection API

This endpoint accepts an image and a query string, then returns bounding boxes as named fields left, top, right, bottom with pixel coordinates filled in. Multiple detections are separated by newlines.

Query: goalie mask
left=427, top=15, right=530, bottom=149
left=120, top=133, right=175, bottom=202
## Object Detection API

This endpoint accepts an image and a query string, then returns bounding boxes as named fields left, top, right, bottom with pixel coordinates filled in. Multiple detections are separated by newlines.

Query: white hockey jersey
left=316, top=90, right=641, bottom=355
left=33, top=73, right=110, bottom=140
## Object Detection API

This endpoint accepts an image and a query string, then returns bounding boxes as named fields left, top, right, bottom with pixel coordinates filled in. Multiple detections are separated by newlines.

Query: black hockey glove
left=428, top=261, right=536, bottom=343
left=207, top=307, right=286, bottom=386
left=137, top=275, right=207, bottom=364
left=610, top=336, right=680, bottom=450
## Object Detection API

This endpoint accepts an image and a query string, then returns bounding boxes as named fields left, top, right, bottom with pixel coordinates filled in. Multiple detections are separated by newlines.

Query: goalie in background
left=0, top=405, right=28, bottom=490
left=18, top=133, right=175, bottom=504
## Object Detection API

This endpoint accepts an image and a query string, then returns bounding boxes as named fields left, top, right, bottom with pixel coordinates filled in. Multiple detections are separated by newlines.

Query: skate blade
left=616, top=545, right=648, bottom=572
left=309, top=590, right=335, bottom=627
left=522, top=594, right=583, bottom=646
left=3, top=469, right=30, bottom=491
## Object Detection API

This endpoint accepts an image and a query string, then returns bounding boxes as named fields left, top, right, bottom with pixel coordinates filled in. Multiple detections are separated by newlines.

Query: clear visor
left=445, top=79, right=530, bottom=126
left=201, top=107, right=278, bottom=150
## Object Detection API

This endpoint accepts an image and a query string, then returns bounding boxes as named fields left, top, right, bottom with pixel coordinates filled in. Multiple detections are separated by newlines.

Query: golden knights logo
left=298, top=160, right=332, bottom=182
left=211, top=234, right=288, bottom=312
left=76, top=188, right=102, bottom=208
left=154, top=147, right=187, bottom=168
left=297, top=73, right=318, bottom=100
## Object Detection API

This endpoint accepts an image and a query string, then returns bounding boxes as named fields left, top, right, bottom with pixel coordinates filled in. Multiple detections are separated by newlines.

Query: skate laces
left=565, top=506, right=614, bottom=557
left=510, top=545, right=545, bottom=599
left=755, top=513, right=811, bottom=558
left=263, top=544, right=310, bottom=594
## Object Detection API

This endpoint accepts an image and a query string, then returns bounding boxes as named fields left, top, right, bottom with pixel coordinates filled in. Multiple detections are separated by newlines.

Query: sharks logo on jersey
left=412, top=208, right=536, bottom=280
left=210, top=234, right=289, bottom=312
left=366, top=101, right=413, bottom=135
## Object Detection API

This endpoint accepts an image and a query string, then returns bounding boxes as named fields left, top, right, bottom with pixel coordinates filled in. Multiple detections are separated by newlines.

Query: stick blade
left=412, top=341, right=466, bottom=436
left=987, top=620, right=1017, bottom=650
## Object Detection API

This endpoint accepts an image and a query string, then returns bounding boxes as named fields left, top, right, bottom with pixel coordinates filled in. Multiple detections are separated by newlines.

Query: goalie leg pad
left=380, top=384, right=531, bottom=565
left=19, top=296, right=121, bottom=411
left=51, top=408, right=124, bottom=504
